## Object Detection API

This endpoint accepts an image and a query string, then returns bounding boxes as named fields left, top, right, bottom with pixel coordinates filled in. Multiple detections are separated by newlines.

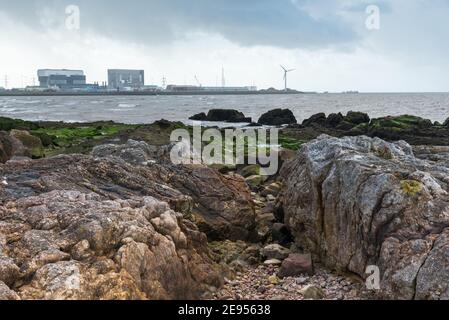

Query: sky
left=0, top=0, right=448, bottom=92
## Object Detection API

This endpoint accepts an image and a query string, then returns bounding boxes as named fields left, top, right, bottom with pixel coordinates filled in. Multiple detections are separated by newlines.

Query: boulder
left=9, top=130, right=44, bottom=159
left=366, top=115, right=436, bottom=143
left=0, top=190, right=223, bottom=300
left=299, top=285, right=325, bottom=300
left=271, top=223, right=293, bottom=246
left=258, top=109, right=297, bottom=126
left=283, top=113, right=449, bottom=150
left=240, top=164, right=261, bottom=178
left=278, top=254, right=314, bottom=278
left=302, top=113, right=326, bottom=127
left=240, top=245, right=262, bottom=265
left=325, top=113, right=344, bottom=127
left=279, top=135, right=449, bottom=299
left=344, top=111, right=370, bottom=125
left=189, top=112, right=208, bottom=121
left=260, top=244, right=290, bottom=260
left=245, top=175, right=267, bottom=189
left=206, top=109, right=251, bottom=123
left=443, top=117, right=449, bottom=127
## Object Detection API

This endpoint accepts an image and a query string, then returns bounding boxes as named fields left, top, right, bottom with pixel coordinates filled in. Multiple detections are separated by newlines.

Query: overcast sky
left=0, top=0, right=448, bottom=92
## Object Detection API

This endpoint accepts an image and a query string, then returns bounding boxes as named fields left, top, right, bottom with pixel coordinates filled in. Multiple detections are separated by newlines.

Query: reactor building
left=38, top=69, right=87, bottom=89
left=108, top=69, right=145, bottom=90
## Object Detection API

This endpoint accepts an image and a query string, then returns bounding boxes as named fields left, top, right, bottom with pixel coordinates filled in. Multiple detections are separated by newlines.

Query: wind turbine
left=280, top=65, right=295, bottom=91
left=194, top=75, right=202, bottom=87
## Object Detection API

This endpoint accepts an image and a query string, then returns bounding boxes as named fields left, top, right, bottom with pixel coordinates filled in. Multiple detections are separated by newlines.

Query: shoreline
left=1, top=109, right=449, bottom=159
left=0, top=91, right=309, bottom=97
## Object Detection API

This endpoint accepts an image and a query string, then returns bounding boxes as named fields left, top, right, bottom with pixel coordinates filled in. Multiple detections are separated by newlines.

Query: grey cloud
left=0, top=0, right=361, bottom=49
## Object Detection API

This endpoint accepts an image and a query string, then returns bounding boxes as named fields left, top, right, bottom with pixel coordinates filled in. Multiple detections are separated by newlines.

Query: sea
left=1, top=93, right=448, bottom=126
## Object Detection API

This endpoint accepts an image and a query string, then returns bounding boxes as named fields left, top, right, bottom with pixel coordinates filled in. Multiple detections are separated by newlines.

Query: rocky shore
left=1, top=110, right=449, bottom=300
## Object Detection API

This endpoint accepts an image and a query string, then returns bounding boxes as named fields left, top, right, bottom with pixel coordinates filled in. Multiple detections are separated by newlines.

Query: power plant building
left=38, top=69, right=86, bottom=88
left=108, top=69, right=145, bottom=90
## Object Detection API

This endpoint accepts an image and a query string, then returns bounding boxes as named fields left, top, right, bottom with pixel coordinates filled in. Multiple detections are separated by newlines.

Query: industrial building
left=108, top=69, right=145, bottom=90
left=38, top=69, right=86, bottom=89
left=165, top=85, right=257, bottom=93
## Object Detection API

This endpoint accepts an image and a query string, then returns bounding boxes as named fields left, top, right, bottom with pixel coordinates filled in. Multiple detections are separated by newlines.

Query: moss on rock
left=400, top=180, right=423, bottom=196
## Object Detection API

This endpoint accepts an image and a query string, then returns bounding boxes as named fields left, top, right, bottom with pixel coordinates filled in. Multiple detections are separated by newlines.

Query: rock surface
left=9, top=130, right=44, bottom=159
left=279, top=135, right=449, bottom=299
left=1, top=140, right=256, bottom=242
left=0, top=190, right=223, bottom=300
left=190, top=109, right=251, bottom=123
left=1, top=130, right=45, bottom=163
left=258, top=109, right=297, bottom=126
left=284, top=113, right=449, bottom=146
left=0, top=281, right=20, bottom=300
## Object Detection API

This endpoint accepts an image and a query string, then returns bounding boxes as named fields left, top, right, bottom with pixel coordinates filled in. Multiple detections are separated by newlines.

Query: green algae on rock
left=400, top=180, right=423, bottom=196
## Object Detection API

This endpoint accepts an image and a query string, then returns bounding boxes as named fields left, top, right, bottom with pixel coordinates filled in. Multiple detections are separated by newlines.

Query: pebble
left=268, top=275, right=280, bottom=285
left=296, top=277, right=308, bottom=285
left=212, top=264, right=368, bottom=301
left=264, top=259, right=282, bottom=266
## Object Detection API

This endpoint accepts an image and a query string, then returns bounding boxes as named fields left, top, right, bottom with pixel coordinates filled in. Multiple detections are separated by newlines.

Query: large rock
left=189, top=112, right=208, bottom=121
left=258, top=109, right=297, bottom=126
left=302, top=113, right=327, bottom=127
left=283, top=113, right=449, bottom=146
left=443, top=117, right=449, bottom=127
left=189, top=109, right=252, bottom=123
left=260, top=244, right=290, bottom=260
left=279, top=135, right=449, bottom=299
left=0, top=190, right=223, bottom=300
left=278, top=254, right=313, bottom=278
left=207, top=109, right=251, bottom=123
left=325, top=113, right=344, bottom=127
left=2, top=140, right=256, bottom=241
left=344, top=111, right=370, bottom=125
left=364, top=115, right=436, bottom=143
left=299, top=285, right=325, bottom=300
left=9, top=130, right=44, bottom=159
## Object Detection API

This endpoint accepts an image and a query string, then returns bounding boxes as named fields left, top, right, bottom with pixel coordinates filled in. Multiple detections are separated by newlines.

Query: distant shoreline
left=0, top=91, right=311, bottom=97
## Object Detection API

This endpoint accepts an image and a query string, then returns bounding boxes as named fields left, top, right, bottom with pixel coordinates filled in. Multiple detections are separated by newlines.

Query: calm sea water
left=0, top=93, right=448, bottom=125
